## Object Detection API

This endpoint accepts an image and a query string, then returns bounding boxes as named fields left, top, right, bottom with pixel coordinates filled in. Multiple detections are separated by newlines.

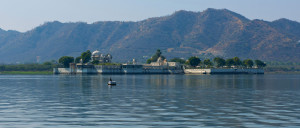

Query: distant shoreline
left=265, top=71, right=300, bottom=74
left=0, top=70, right=299, bottom=75
left=0, top=71, right=52, bottom=75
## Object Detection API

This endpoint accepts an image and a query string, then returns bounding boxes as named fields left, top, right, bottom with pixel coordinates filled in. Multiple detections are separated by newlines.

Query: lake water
left=0, top=74, right=300, bottom=128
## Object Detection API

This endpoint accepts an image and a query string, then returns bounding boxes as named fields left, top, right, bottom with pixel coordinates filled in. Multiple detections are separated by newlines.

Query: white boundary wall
left=54, top=68, right=263, bottom=74
left=53, top=68, right=72, bottom=74
left=184, top=68, right=264, bottom=74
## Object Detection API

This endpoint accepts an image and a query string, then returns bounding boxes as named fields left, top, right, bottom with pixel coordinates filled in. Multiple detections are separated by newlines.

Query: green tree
left=150, top=50, right=160, bottom=62
left=147, top=49, right=166, bottom=63
left=255, top=60, right=266, bottom=68
left=188, top=56, right=201, bottom=67
left=50, top=60, right=57, bottom=63
left=213, top=57, right=226, bottom=67
left=43, top=61, right=52, bottom=65
left=159, top=56, right=166, bottom=61
left=169, top=58, right=186, bottom=64
left=0, top=65, right=5, bottom=71
left=91, top=60, right=99, bottom=65
left=58, top=56, right=74, bottom=68
left=226, top=58, right=234, bottom=67
left=243, top=59, right=254, bottom=68
left=146, top=59, right=152, bottom=64
left=203, top=59, right=213, bottom=68
left=75, top=56, right=81, bottom=63
left=233, top=57, right=242, bottom=66
left=81, top=50, right=91, bottom=63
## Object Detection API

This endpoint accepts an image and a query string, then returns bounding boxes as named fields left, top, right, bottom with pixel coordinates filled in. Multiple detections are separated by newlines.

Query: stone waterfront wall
left=54, top=67, right=263, bottom=74
left=54, top=66, right=183, bottom=74
left=184, top=69, right=211, bottom=74
left=53, top=68, right=72, bottom=74
left=95, top=65, right=123, bottom=74
left=184, top=68, right=264, bottom=74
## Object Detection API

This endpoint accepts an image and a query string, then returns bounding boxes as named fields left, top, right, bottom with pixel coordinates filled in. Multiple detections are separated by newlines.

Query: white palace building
left=91, top=50, right=112, bottom=63
left=53, top=50, right=264, bottom=74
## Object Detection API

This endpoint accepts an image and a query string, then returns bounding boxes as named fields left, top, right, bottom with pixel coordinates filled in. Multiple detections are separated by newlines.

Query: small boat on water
left=108, top=78, right=117, bottom=85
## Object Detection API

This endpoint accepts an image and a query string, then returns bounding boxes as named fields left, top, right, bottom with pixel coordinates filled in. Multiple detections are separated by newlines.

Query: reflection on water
left=0, top=74, right=300, bottom=127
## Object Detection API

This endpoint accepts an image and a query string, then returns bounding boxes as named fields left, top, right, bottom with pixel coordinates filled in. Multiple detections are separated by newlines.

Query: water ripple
left=0, top=74, right=299, bottom=127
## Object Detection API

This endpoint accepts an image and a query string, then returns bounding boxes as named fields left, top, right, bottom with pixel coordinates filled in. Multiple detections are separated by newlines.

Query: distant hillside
left=0, top=8, right=299, bottom=63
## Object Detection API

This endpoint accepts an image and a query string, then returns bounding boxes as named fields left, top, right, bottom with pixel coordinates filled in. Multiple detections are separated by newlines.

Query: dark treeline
left=180, top=56, right=266, bottom=69
left=145, top=49, right=267, bottom=69
left=0, top=62, right=60, bottom=71
left=58, top=50, right=92, bottom=67
left=264, top=65, right=300, bottom=72
left=266, top=61, right=300, bottom=66
left=264, top=62, right=300, bottom=72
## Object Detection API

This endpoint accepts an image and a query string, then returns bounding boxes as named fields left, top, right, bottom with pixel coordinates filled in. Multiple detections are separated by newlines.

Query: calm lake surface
left=0, top=74, right=300, bottom=128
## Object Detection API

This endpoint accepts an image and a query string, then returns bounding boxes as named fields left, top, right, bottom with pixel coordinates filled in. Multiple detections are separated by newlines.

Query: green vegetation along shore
left=0, top=71, right=53, bottom=75
left=264, top=65, right=300, bottom=74
left=0, top=49, right=299, bottom=74
left=0, top=62, right=58, bottom=75
left=0, top=65, right=299, bottom=74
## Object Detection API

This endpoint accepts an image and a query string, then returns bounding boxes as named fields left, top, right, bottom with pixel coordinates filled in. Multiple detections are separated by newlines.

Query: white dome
left=92, top=50, right=101, bottom=56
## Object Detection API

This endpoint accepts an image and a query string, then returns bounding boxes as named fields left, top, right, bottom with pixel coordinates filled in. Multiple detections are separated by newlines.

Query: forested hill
left=0, top=8, right=299, bottom=63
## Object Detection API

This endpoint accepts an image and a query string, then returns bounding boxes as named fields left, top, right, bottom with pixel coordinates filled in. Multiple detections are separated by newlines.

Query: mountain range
left=0, top=8, right=299, bottom=63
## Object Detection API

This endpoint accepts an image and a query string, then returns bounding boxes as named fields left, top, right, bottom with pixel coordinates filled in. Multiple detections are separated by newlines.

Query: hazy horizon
left=0, top=0, right=299, bottom=32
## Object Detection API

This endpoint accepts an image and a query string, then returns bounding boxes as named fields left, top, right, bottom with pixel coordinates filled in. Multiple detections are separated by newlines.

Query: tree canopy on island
left=226, top=58, right=235, bottom=67
left=213, top=57, right=226, bottom=67
left=233, top=57, right=242, bottom=66
left=146, top=49, right=166, bottom=64
left=169, top=58, right=186, bottom=64
left=56, top=48, right=267, bottom=70
left=58, top=56, right=74, bottom=68
left=81, top=50, right=91, bottom=63
left=91, top=60, right=99, bottom=65
left=255, top=60, right=266, bottom=68
left=203, top=59, right=213, bottom=67
left=75, top=56, right=81, bottom=63
left=187, top=56, right=201, bottom=67
left=243, top=59, right=254, bottom=68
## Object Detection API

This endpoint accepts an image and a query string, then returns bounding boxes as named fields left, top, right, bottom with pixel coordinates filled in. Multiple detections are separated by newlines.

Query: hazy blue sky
left=0, top=0, right=299, bottom=32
